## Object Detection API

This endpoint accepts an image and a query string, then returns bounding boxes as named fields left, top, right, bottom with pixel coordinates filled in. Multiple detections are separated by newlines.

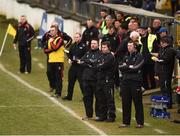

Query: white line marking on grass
left=0, top=105, right=57, bottom=108
left=32, top=57, right=39, bottom=62
left=38, top=63, right=45, bottom=69
left=0, top=64, right=107, bottom=136
left=154, top=129, right=166, bottom=134
left=144, top=122, right=151, bottom=127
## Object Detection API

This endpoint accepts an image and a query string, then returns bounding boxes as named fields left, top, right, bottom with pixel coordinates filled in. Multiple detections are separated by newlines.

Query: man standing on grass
left=44, top=25, right=64, bottom=98
left=42, top=22, right=72, bottom=93
left=13, top=15, right=35, bottom=74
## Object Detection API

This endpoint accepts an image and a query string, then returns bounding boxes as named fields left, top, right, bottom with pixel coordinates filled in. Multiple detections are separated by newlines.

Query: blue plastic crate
left=150, top=108, right=170, bottom=119
left=151, top=95, right=170, bottom=103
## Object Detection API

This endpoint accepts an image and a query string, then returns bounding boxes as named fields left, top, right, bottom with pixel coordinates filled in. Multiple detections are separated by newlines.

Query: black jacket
left=102, top=32, right=120, bottom=53
left=96, top=52, right=115, bottom=81
left=13, top=22, right=35, bottom=46
left=68, top=41, right=87, bottom=65
left=80, top=49, right=102, bottom=81
left=119, top=51, right=144, bottom=81
left=81, top=26, right=99, bottom=48
left=157, top=45, right=176, bottom=75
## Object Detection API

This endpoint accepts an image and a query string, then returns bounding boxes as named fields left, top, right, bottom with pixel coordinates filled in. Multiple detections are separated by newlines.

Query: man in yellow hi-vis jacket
left=44, top=25, right=64, bottom=98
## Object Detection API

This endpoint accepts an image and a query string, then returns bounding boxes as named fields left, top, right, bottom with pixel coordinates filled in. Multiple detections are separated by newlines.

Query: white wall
left=0, top=0, right=84, bottom=38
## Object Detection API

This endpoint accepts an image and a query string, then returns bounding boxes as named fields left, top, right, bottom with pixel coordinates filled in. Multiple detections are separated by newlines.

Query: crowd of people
left=13, top=7, right=180, bottom=128
left=96, top=0, right=179, bottom=16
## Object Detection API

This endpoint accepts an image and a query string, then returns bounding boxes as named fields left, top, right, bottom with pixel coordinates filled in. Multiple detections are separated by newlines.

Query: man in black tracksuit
left=102, top=25, right=120, bottom=88
left=13, top=15, right=35, bottom=73
left=42, top=23, right=72, bottom=92
left=62, top=33, right=87, bottom=100
left=119, top=41, right=144, bottom=128
left=79, top=38, right=102, bottom=120
left=152, top=36, right=176, bottom=109
left=81, top=18, right=99, bottom=49
left=139, top=26, right=159, bottom=90
left=95, top=41, right=116, bottom=122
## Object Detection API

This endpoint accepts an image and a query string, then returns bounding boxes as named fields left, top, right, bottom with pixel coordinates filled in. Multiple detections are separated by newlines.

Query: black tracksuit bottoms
left=18, top=45, right=31, bottom=73
left=121, top=80, right=144, bottom=125
left=48, top=62, right=63, bottom=96
left=96, top=80, right=116, bottom=119
left=82, top=80, right=100, bottom=118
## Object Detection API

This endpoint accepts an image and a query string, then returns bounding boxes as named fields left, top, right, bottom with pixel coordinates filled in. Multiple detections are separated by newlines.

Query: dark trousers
left=47, top=62, right=56, bottom=89
left=49, top=62, right=63, bottom=96
left=67, top=64, right=84, bottom=99
left=142, top=64, right=156, bottom=90
left=96, top=80, right=116, bottom=119
left=159, top=74, right=173, bottom=108
left=114, top=59, right=120, bottom=88
left=121, top=80, right=144, bottom=125
left=18, top=46, right=31, bottom=73
left=82, top=80, right=99, bottom=117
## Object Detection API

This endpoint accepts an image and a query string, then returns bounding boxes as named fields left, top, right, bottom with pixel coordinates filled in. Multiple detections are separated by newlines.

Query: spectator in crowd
left=13, top=15, right=35, bottom=74
left=78, top=38, right=102, bottom=120
left=95, top=41, right=116, bottom=122
left=44, top=25, right=64, bottom=98
left=142, top=0, right=156, bottom=11
left=114, top=20, right=121, bottom=34
left=151, top=19, right=162, bottom=44
left=119, top=41, right=144, bottom=128
left=151, top=36, right=176, bottom=109
left=115, top=11, right=124, bottom=22
left=63, top=32, right=87, bottom=101
left=101, top=15, right=114, bottom=36
left=42, top=22, right=72, bottom=92
left=81, top=18, right=99, bottom=49
left=96, top=9, right=108, bottom=30
left=139, top=25, right=159, bottom=90
left=157, top=27, right=173, bottom=45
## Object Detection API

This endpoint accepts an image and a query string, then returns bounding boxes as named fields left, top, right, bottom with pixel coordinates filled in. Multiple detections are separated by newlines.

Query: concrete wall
left=0, top=0, right=84, bottom=37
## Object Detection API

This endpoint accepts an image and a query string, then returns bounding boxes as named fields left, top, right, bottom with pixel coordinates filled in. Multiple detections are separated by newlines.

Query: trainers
left=119, top=124, right=130, bottom=128
left=25, top=72, right=28, bottom=74
left=136, top=124, right=144, bottom=128
left=62, top=96, right=72, bottom=101
left=95, top=117, right=106, bottom=122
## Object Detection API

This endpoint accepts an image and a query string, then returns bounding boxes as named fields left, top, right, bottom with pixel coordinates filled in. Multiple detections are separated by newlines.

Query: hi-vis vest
left=48, top=36, right=64, bottom=63
left=147, top=34, right=157, bottom=52
left=140, top=34, right=157, bottom=52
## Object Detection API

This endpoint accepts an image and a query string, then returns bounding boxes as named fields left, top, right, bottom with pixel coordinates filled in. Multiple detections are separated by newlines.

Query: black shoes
left=62, top=96, right=72, bottom=101
left=95, top=117, right=115, bottom=122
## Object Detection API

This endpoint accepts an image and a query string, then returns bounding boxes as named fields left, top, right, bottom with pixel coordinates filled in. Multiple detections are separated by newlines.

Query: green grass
left=0, top=15, right=180, bottom=135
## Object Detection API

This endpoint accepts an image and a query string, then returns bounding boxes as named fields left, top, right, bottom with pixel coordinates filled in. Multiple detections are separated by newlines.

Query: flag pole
left=0, top=28, right=8, bottom=56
